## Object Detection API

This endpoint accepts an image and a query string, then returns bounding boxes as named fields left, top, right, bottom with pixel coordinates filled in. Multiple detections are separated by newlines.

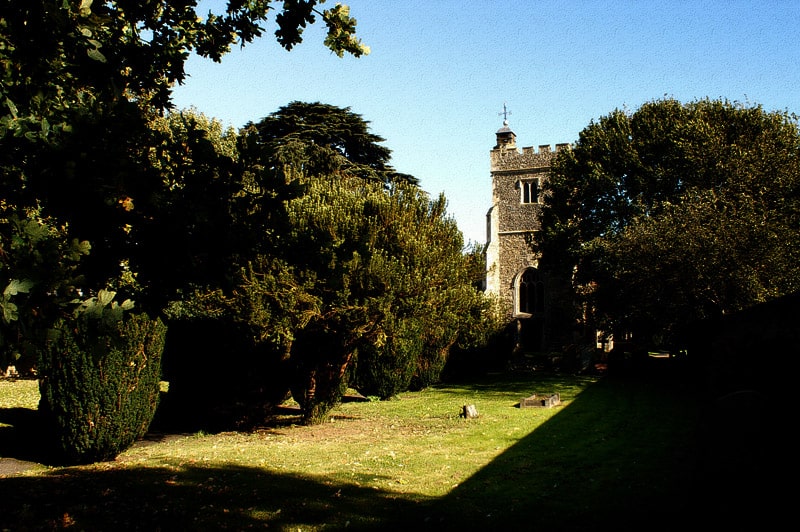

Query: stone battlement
left=491, top=143, right=569, bottom=172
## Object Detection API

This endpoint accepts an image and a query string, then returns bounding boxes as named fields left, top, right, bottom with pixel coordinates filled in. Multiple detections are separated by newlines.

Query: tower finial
left=499, top=102, right=511, bottom=126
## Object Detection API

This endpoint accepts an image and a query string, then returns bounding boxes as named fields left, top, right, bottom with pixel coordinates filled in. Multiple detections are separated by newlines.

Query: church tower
left=485, top=108, right=569, bottom=351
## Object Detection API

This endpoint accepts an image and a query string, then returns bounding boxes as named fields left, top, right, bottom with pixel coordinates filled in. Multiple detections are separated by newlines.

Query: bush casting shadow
left=3, top=363, right=789, bottom=530
left=0, top=462, right=430, bottom=530
left=0, top=407, right=57, bottom=465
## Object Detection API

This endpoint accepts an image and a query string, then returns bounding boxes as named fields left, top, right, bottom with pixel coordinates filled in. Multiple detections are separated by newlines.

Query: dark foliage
left=288, top=327, right=353, bottom=425
left=155, top=317, right=290, bottom=432
left=245, top=101, right=418, bottom=186
left=539, top=98, right=800, bottom=348
left=351, top=317, right=422, bottom=399
left=37, top=313, right=166, bottom=464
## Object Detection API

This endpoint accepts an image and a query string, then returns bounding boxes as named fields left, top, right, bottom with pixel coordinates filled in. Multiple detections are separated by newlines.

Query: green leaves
left=72, top=288, right=135, bottom=326
left=0, top=204, right=93, bottom=366
left=3, top=279, right=33, bottom=298
left=1, top=279, right=33, bottom=324
left=273, top=0, right=368, bottom=57
left=85, top=41, right=106, bottom=63
left=322, top=3, right=370, bottom=58
left=540, top=98, right=800, bottom=346
left=78, top=0, right=93, bottom=18
left=274, top=0, right=317, bottom=51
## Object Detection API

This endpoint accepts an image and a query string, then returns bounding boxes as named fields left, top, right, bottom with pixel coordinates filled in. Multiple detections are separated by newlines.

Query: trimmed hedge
left=38, top=312, right=166, bottom=464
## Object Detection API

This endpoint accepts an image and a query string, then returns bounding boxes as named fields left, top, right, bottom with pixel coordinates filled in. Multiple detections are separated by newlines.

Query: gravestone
left=519, top=392, right=560, bottom=408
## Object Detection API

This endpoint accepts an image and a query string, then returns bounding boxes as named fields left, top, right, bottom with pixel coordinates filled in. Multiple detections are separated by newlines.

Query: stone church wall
left=495, top=232, right=539, bottom=315
left=486, top=139, right=570, bottom=350
left=488, top=144, right=561, bottom=317
left=493, top=171, right=544, bottom=233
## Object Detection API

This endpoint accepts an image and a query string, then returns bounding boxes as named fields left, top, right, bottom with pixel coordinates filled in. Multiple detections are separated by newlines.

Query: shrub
left=409, top=344, right=450, bottom=391
left=38, top=292, right=166, bottom=464
left=156, top=316, right=289, bottom=432
left=353, top=316, right=422, bottom=399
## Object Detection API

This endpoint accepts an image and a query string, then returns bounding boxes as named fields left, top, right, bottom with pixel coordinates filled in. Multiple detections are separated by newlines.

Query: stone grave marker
left=519, top=392, right=560, bottom=408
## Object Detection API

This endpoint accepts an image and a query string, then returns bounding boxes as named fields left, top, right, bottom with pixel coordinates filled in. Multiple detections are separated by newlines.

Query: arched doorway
left=514, top=267, right=546, bottom=351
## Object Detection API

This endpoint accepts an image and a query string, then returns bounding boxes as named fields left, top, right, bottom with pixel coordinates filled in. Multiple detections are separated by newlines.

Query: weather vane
left=499, top=102, right=511, bottom=125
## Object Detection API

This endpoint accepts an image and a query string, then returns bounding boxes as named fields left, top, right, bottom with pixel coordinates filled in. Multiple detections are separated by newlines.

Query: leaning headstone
left=461, top=404, right=478, bottom=418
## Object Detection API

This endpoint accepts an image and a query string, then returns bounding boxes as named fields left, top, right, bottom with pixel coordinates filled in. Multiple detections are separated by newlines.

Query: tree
left=539, top=98, right=800, bottom=348
left=0, top=206, right=91, bottom=369
left=1, top=1, right=368, bottom=120
left=599, top=190, right=800, bottom=344
left=135, top=109, right=242, bottom=307
left=244, top=101, right=418, bottom=186
left=0, top=1, right=367, bottom=366
left=189, top=102, right=493, bottom=422
left=236, top=175, right=489, bottom=422
left=149, top=101, right=423, bottom=427
left=1, top=0, right=367, bottom=289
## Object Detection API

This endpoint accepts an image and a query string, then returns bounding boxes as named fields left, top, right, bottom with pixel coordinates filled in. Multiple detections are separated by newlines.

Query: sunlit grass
left=0, top=379, right=38, bottom=429
left=121, top=374, right=599, bottom=500
left=1, top=367, right=708, bottom=530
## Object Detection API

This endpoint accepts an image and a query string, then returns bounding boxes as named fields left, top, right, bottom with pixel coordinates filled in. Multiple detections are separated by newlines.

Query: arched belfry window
left=516, top=267, right=545, bottom=316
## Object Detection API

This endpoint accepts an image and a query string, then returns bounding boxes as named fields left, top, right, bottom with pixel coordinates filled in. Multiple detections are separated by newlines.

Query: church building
left=484, top=111, right=569, bottom=352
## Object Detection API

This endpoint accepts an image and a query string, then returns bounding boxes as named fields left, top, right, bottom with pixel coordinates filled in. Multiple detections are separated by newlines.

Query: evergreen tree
left=245, top=101, right=418, bottom=186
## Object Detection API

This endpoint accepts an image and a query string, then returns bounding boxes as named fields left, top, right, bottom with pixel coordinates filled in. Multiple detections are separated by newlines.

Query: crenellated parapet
left=491, top=143, right=569, bottom=173
left=486, top=111, right=573, bottom=351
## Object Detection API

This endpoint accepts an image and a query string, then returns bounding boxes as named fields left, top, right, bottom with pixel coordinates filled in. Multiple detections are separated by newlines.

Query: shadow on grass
left=0, top=361, right=788, bottom=530
left=412, top=363, right=785, bottom=532
left=0, top=461, right=430, bottom=530
left=435, top=370, right=599, bottom=402
left=0, top=407, right=53, bottom=464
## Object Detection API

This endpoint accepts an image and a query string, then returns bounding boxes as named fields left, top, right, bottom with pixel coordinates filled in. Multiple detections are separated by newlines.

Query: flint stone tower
left=485, top=112, right=569, bottom=351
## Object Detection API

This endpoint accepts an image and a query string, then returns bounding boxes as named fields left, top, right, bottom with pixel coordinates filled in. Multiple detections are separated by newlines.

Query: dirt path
left=0, top=457, right=40, bottom=476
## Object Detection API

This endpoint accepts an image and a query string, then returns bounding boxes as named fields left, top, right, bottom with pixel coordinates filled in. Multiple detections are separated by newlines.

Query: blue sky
left=171, top=0, right=800, bottom=245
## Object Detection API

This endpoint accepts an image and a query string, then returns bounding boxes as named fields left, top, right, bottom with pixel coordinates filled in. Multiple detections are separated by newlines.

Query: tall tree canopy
left=1, top=0, right=368, bottom=117
left=539, top=98, right=800, bottom=347
left=168, top=102, right=491, bottom=424
left=220, top=174, right=489, bottom=423
left=245, top=101, right=418, bottom=185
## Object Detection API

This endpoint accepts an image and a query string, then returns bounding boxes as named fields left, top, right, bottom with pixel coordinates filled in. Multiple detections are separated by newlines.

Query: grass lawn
left=0, top=361, right=779, bottom=531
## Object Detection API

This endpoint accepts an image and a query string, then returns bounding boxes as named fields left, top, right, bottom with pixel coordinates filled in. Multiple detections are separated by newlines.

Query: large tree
left=225, top=175, right=490, bottom=423
left=244, top=101, right=418, bottom=186
left=1, top=0, right=367, bottom=290
left=539, top=98, right=800, bottom=348
left=169, top=102, right=492, bottom=424
left=156, top=101, right=414, bottom=312
left=0, top=1, right=366, bottom=365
